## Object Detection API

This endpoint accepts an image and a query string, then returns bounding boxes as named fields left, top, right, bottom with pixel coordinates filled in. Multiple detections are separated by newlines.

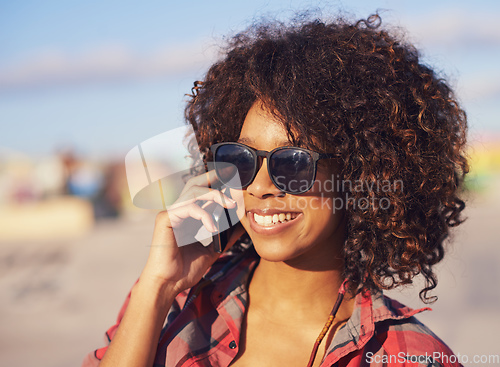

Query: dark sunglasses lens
left=270, top=149, right=315, bottom=193
left=214, top=144, right=255, bottom=188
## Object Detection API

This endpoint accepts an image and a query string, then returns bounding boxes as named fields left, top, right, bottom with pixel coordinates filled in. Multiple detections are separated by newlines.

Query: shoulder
left=365, top=294, right=461, bottom=366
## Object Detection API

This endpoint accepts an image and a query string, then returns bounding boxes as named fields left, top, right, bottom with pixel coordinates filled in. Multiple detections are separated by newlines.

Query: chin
left=250, top=235, right=308, bottom=263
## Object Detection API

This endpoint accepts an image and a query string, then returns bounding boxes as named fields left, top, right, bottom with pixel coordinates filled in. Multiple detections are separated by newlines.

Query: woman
left=83, top=14, right=468, bottom=367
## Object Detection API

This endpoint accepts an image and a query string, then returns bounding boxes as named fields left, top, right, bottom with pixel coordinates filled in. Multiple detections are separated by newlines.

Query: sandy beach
left=0, top=180, right=499, bottom=367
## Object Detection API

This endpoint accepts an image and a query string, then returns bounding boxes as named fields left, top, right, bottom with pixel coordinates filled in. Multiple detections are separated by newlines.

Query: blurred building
left=0, top=148, right=131, bottom=242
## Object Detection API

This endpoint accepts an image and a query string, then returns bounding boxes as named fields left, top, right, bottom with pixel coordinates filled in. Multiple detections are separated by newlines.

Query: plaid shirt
left=82, top=247, right=462, bottom=367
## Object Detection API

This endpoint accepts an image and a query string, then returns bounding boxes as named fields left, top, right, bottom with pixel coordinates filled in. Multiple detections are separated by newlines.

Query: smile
left=247, top=209, right=302, bottom=235
left=253, top=212, right=299, bottom=226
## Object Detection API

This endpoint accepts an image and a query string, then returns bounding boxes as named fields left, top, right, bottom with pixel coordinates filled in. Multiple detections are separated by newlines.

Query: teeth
left=253, top=212, right=298, bottom=226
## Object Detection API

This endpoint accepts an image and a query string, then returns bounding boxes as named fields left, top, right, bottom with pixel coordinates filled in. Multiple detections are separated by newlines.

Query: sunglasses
left=210, top=142, right=336, bottom=194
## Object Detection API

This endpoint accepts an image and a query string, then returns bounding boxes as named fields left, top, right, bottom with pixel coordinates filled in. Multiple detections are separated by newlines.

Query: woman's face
left=231, top=101, right=346, bottom=267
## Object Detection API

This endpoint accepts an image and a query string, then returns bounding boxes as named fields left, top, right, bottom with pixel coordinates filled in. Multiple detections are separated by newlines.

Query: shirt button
left=229, top=340, right=237, bottom=349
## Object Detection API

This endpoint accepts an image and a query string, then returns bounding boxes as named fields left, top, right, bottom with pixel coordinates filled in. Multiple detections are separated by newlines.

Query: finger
left=183, top=170, right=219, bottom=190
left=171, top=186, right=236, bottom=210
left=168, top=202, right=218, bottom=233
left=192, top=188, right=236, bottom=208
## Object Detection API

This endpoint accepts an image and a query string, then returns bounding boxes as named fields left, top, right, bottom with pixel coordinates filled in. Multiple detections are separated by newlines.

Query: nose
left=246, top=157, right=284, bottom=198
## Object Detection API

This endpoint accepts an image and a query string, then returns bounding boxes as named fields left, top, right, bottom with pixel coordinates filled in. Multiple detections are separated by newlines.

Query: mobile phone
left=211, top=205, right=231, bottom=253
left=210, top=187, right=242, bottom=253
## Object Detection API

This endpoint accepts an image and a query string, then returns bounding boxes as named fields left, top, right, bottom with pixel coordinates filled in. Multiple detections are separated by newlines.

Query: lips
left=253, top=212, right=299, bottom=226
left=247, top=208, right=302, bottom=235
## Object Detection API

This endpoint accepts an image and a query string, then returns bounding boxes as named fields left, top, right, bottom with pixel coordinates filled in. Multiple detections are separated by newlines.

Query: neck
left=245, top=212, right=354, bottom=325
left=254, top=261, right=343, bottom=308
left=247, top=239, right=351, bottom=323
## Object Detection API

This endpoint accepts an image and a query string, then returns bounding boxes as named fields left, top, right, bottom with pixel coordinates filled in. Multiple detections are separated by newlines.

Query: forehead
left=237, top=101, right=291, bottom=149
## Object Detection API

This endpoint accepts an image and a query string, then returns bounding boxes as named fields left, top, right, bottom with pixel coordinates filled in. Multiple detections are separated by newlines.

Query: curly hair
left=184, top=14, right=468, bottom=303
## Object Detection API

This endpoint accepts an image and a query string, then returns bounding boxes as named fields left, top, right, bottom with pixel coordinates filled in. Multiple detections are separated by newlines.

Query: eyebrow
left=236, top=137, right=251, bottom=144
left=237, top=137, right=292, bottom=147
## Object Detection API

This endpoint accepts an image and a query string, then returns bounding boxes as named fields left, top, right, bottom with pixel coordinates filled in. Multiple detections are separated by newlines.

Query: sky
left=1, top=0, right=499, bottom=159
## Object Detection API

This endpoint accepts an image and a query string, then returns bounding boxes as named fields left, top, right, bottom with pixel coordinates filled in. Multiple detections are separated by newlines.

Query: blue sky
left=1, top=0, right=499, bottom=158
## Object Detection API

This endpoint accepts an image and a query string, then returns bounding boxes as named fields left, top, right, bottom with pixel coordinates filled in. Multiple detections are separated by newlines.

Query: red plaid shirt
left=82, top=247, right=462, bottom=367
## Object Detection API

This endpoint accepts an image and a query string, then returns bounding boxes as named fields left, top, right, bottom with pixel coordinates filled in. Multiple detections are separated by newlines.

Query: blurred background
left=0, top=1, right=499, bottom=366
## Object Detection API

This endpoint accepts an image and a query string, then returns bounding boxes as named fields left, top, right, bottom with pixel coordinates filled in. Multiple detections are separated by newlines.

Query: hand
left=140, top=170, right=238, bottom=296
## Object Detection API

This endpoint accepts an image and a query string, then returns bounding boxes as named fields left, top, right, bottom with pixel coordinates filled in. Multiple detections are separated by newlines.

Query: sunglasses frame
left=210, top=142, right=336, bottom=194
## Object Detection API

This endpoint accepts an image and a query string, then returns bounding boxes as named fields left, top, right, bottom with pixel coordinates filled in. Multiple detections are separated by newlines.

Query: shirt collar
left=209, top=248, right=431, bottom=365
left=322, top=290, right=431, bottom=364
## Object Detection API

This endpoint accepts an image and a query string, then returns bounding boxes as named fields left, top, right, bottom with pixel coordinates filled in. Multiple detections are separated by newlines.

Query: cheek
left=312, top=169, right=341, bottom=195
left=300, top=196, right=345, bottom=250
left=306, top=196, right=343, bottom=224
left=309, top=192, right=345, bottom=213
left=303, top=174, right=345, bottom=234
